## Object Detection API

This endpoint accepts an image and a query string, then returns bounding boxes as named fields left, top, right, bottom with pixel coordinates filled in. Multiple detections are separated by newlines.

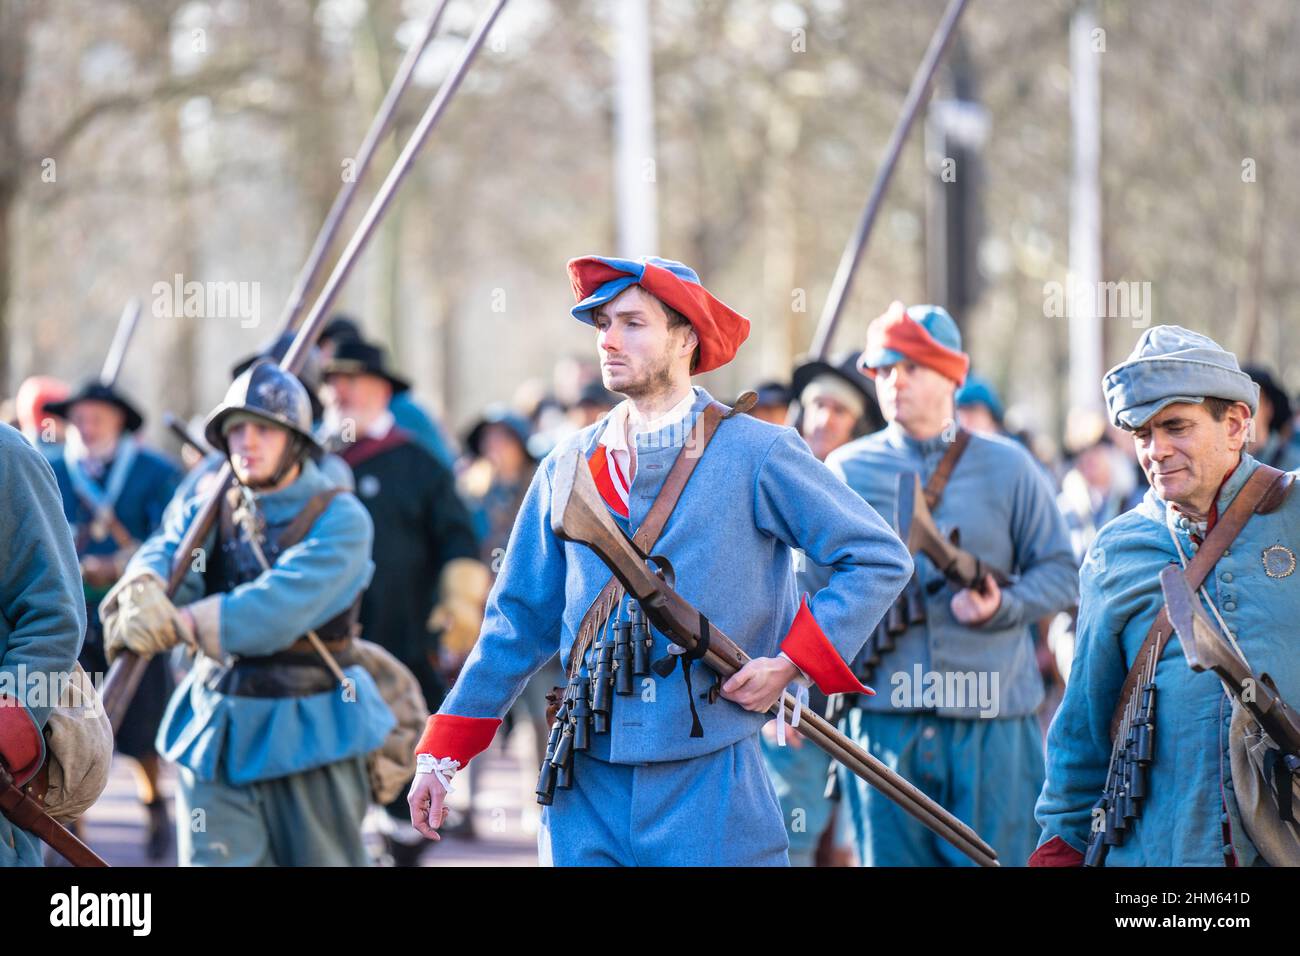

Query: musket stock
left=550, top=451, right=999, bottom=866
left=898, top=472, right=1012, bottom=592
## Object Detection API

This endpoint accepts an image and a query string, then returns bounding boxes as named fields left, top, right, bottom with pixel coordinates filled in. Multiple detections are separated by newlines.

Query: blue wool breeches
left=175, top=756, right=371, bottom=867
left=839, top=710, right=1044, bottom=867
left=539, top=733, right=789, bottom=866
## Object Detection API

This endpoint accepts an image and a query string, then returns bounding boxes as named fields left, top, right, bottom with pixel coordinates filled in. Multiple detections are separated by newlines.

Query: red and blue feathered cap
left=567, top=255, right=750, bottom=375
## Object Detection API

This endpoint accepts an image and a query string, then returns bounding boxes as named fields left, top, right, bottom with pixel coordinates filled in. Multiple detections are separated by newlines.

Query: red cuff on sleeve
left=779, top=595, right=875, bottom=696
left=0, top=695, right=44, bottom=787
left=1027, top=835, right=1085, bottom=867
left=415, top=714, right=502, bottom=768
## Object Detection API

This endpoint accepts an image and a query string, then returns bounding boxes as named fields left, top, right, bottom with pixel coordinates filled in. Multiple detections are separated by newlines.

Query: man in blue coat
left=825, top=301, right=1077, bottom=867
left=0, top=423, right=86, bottom=866
left=101, top=361, right=393, bottom=866
left=46, top=380, right=181, bottom=858
left=407, top=255, right=913, bottom=866
left=1034, top=326, right=1299, bottom=866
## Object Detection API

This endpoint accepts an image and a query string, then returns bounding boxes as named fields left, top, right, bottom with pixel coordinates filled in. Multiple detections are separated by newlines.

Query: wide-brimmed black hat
left=749, top=380, right=791, bottom=409
left=791, top=350, right=884, bottom=431
left=1243, top=366, right=1292, bottom=429
left=574, top=380, right=618, bottom=409
left=464, top=404, right=536, bottom=462
left=45, top=381, right=145, bottom=433
left=321, top=340, right=410, bottom=394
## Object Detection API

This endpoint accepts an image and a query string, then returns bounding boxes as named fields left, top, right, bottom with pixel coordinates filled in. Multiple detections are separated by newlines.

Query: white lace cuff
left=416, top=754, right=461, bottom=794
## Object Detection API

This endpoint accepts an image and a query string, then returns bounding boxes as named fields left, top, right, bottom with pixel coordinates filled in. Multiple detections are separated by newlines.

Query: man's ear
left=681, top=324, right=699, bottom=358
left=1226, top=401, right=1253, bottom=450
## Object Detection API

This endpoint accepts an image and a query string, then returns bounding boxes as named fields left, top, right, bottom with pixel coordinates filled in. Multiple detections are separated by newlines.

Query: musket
left=807, top=0, right=973, bottom=359
left=1161, top=566, right=1300, bottom=763
left=549, top=449, right=999, bottom=867
left=280, top=0, right=452, bottom=334
left=895, top=471, right=1012, bottom=593
left=101, top=0, right=510, bottom=730
left=163, top=411, right=211, bottom=457
left=98, top=299, right=141, bottom=388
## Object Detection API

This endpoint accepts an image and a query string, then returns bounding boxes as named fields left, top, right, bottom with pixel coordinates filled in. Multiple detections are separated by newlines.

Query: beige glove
left=100, top=572, right=191, bottom=664
left=427, top=558, right=491, bottom=659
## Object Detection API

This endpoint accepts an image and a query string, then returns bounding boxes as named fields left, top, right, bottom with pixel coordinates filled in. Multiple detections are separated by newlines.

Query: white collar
left=599, top=388, right=697, bottom=453
left=364, top=410, right=396, bottom=440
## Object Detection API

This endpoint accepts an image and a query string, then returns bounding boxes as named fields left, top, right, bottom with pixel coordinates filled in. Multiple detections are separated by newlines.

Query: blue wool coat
left=0, top=425, right=86, bottom=866
left=128, top=459, right=394, bottom=785
left=825, top=424, right=1079, bottom=718
left=1036, top=453, right=1300, bottom=865
left=439, top=387, right=914, bottom=764
left=52, top=444, right=180, bottom=595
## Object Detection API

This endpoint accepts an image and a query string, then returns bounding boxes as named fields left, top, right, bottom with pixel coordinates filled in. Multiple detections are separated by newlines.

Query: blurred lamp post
left=613, top=0, right=658, bottom=257
left=1069, top=0, right=1104, bottom=414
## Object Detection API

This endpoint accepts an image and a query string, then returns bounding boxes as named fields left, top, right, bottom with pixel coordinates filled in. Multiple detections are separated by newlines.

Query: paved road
left=74, top=722, right=541, bottom=867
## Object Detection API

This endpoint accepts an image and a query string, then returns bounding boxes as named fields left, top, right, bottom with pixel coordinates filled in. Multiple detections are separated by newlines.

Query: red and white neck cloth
left=588, top=389, right=697, bottom=519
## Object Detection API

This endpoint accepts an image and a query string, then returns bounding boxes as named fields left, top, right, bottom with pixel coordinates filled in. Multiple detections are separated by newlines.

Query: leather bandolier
left=201, top=487, right=360, bottom=698
left=536, top=397, right=752, bottom=806
left=848, top=429, right=972, bottom=687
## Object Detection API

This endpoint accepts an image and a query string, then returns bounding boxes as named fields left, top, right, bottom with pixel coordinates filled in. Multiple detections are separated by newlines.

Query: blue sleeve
left=0, top=433, right=86, bottom=772
left=983, top=454, right=1079, bottom=630
left=1034, top=547, right=1123, bottom=851
left=215, top=495, right=375, bottom=657
left=127, top=493, right=211, bottom=606
left=439, top=457, right=566, bottom=719
left=754, top=429, right=913, bottom=664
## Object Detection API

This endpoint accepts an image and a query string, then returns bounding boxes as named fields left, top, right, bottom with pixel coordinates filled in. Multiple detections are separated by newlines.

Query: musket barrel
left=781, top=700, right=998, bottom=867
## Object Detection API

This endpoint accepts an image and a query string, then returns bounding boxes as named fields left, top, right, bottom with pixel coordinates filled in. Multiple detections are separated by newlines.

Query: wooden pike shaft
left=280, top=0, right=453, bottom=334
left=808, top=0, right=972, bottom=359
left=102, top=0, right=510, bottom=731
left=99, top=299, right=141, bottom=388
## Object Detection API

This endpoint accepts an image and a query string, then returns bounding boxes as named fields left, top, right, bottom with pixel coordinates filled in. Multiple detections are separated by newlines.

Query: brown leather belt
left=215, top=640, right=359, bottom=698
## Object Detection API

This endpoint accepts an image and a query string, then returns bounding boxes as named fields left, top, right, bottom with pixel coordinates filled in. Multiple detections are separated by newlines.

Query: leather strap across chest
left=923, top=427, right=971, bottom=510
left=1108, top=463, right=1291, bottom=740
left=565, top=399, right=736, bottom=680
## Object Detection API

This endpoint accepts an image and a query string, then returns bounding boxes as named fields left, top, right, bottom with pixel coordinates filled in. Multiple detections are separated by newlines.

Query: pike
left=549, top=449, right=1000, bottom=867
left=280, top=0, right=452, bottom=334
left=895, top=471, right=1012, bottom=593
left=163, top=412, right=210, bottom=457
left=807, top=0, right=973, bottom=360
left=102, top=0, right=511, bottom=729
left=99, top=299, right=141, bottom=388
left=1161, top=566, right=1300, bottom=777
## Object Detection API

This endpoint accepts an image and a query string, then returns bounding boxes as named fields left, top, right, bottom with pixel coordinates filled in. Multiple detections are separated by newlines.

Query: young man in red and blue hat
left=407, top=255, right=913, bottom=865
left=824, top=301, right=1077, bottom=866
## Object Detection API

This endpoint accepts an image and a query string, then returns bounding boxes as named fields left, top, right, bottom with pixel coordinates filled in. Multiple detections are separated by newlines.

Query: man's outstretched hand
left=408, top=772, right=451, bottom=841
